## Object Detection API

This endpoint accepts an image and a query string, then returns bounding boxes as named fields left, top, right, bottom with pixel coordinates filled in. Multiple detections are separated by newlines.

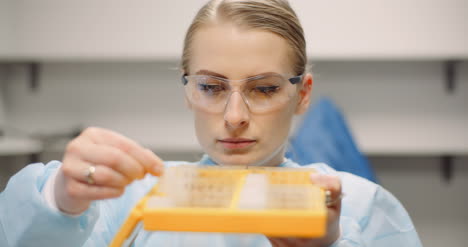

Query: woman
left=0, top=0, right=422, bottom=246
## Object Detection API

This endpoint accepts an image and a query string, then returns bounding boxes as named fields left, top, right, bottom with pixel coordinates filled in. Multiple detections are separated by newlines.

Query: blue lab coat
left=286, top=97, right=378, bottom=183
left=0, top=155, right=422, bottom=246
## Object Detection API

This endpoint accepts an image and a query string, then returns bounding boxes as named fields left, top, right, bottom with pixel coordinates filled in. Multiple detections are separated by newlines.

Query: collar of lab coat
left=198, top=154, right=301, bottom=168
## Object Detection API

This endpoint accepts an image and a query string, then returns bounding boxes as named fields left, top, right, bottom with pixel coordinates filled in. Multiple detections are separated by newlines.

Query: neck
left=241, top=143, right=287, bottom=167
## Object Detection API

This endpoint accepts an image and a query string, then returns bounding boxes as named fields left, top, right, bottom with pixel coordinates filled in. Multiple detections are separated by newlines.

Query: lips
left=218, top=138, right=256, bottom=149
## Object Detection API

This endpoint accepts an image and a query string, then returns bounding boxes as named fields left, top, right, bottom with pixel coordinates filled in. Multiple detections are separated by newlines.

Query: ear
left=295, top=73, right=313, bottom=115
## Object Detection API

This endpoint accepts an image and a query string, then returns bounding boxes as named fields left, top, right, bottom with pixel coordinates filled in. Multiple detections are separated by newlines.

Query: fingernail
left=142, top=149, right=163, bottom=175
left=153, top=165, right=164, bottom=176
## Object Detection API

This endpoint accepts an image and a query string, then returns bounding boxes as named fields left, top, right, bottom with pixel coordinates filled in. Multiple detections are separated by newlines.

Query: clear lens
left=184, top=74, right=297, bottom=113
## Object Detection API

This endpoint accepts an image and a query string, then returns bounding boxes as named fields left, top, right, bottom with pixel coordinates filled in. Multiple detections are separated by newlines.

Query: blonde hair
left=181, top=0, right=307, bottom=76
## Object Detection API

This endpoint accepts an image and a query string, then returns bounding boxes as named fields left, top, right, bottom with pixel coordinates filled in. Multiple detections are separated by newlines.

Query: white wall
left=312, top=61, right=468, bottom=155
left=3, top=62, right=200, bottom=152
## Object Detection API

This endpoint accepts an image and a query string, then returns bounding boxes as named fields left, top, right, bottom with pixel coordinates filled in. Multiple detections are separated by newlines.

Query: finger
left=81, top=127, right=164, bottom=175
left=310, top=173, right=342, bottom=207
left=65, top=179, right=124, bottom=201
left=310, top=173, right=341, bottom=194
left=85, top=143, right=145, bottom=180
left=62, top=159, right=131, bottom=188
left=143, top=148, right=164, bottom=176
left=92, top=165, right=132, bottom=187
left=66, top=139, right=145, bottom=180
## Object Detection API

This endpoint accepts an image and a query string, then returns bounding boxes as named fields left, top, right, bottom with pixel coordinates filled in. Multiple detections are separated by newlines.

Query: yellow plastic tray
left=110, top=166, right=327, bottom=247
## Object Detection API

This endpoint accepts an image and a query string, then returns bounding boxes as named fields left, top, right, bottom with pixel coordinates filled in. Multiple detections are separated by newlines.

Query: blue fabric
left=286, top=97, right=378, bottom=183
left=0, top=155, right=422, bottom=246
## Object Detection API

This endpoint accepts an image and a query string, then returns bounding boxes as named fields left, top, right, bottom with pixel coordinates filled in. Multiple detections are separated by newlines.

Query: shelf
left=4, top=126, right=467, bottom=158
left=1, top=53, right=467, bottom=64
left=37, top=117, right=468, bottom=158
left=1, top=57, right=466, bottom=159
left=0, top=137, right=43, bottom=156
left=351, top=117, right=468, bottom=157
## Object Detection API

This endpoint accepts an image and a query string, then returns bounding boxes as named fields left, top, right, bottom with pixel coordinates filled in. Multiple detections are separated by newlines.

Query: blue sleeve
left=83, top=173, right=157, bottom=246
left=330, top=172, right=423, bottom=247
left=0, top=161, right=100, bottom=247
left=0, top=160, right=158, bottom=247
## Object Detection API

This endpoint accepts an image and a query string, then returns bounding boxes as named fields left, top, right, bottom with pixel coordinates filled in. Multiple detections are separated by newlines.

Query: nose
left=224, top=92, right=250, bottom=130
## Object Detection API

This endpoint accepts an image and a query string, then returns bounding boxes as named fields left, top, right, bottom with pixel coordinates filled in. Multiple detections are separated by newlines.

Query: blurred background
left=0, top=0, right=467, bottom=246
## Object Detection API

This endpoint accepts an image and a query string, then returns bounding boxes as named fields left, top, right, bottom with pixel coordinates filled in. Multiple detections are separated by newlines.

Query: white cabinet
left=1, top=0, right=467, bottom=61
left=1, top=0, right=206, bottom=61
left=0, top=0, right=13, bottom=54
left=292, top=0, right=468, bottom=59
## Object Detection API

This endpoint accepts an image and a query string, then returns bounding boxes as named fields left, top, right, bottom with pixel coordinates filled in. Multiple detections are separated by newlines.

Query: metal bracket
left=0, top=62, right=41, bottom=92
left=29, top=153, right=40, bottom=164
left=440, top=155, right=454, bottom=183
left=443, top=60, right=459, bottom=93
left=28, top=62, right=41, bottom=91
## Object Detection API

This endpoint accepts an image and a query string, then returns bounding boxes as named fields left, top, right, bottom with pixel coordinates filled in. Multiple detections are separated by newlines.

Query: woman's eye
left=254, top=86, right=280, bottom=95
left=198, top=84, right=225, bottom=93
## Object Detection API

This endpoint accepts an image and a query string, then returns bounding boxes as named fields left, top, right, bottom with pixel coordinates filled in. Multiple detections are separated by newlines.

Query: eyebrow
left=195, top=70, right=228, bottom=79
left=194, top=70, right=282, bottom=79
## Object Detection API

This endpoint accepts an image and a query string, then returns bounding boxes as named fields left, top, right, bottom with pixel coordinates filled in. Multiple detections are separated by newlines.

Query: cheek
left=193, top=110, right=220, bottom=144
left=258, top=103, right=296, bottom=143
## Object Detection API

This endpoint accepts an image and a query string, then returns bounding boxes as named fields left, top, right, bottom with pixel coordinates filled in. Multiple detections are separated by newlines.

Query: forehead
left=189, top=22, right=294, bottom=78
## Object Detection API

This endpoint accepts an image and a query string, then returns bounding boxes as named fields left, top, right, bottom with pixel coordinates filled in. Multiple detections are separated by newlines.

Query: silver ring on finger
left=85, top=165, right=96, bottom=185
left=325, top=190, right=344, bottom=207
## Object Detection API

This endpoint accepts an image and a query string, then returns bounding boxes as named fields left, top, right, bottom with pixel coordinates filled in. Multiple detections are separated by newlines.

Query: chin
left=218, top=146, right=286, bottom=167
left=211, top=152, right=260, bottom=166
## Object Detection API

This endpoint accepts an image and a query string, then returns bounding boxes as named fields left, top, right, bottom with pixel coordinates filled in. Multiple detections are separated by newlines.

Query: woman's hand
left=54, top=127, right=164, bottom=215
left=268, top=174, right=342, bottom=247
